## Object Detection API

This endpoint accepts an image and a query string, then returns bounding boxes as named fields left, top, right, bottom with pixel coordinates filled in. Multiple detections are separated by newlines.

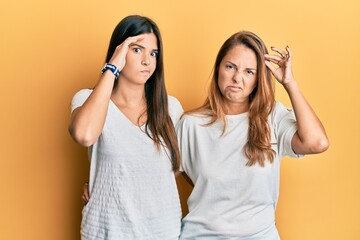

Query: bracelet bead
left=101, top=63, right=120, bottom=79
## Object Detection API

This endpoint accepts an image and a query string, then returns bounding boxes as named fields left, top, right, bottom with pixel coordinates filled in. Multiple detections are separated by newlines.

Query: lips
left=227, top=86, right=241, bottom=91
left=140, top=70, right=150, bottom=75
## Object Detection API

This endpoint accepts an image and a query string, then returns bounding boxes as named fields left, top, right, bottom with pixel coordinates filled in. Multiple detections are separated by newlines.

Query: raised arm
left=69, top=35, right=145, bottom=146
left=264, top=46, right=329, bottom=155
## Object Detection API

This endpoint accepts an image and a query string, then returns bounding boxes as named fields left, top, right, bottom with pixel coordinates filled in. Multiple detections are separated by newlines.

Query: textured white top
left=71, top=89, right=183, bottom=240
left=176, top=102, right=302, bottom=240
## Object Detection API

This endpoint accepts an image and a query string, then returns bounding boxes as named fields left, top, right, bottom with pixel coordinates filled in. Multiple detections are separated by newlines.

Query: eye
left=133, top=47, right=142, bottom=53
left=225, top=64, right=235, bottom=70
left=150, top=51, right=158, bottom=57
left=246, top=69, right=255, bottom=75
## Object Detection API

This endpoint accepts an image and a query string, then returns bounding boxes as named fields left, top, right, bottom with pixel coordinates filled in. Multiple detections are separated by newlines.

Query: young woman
left=69, top=15, right=183, bottom=239
left=176, top=31, right=329, bottom=239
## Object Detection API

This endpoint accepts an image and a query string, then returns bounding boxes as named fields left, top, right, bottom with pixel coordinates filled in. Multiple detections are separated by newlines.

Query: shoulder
left=167, top=95, right=182, bottom=109
left=71, top=88, right=93, bottom=112
left=167, top=95, right=184, bottom=125
left=270, top=101, right=294, bottom=120
left=178, top=112, right=210, bottom=128
left=274, top=101, right=291, bottom=111
left=269, top=101, right=297, bottom=132
left=176, top=113, right=201, bottom=137
left=72, top=88, right=93, bottom=100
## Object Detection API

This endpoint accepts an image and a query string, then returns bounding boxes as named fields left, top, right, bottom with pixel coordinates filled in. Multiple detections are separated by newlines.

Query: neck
left=112, top=82, right=146, bottom=108
left=224, top=101, right=249, bottom=115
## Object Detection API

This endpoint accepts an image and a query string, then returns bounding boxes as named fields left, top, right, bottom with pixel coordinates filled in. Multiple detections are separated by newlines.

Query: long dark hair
left=105, top=15, right=180, bottom=171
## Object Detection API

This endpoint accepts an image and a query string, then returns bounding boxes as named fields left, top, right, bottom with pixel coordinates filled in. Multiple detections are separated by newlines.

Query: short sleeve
left=175, top=117, right=186, bottom=172
left=168, top=96, right=184, bottom=126
left=271, top=102, right=304, bottom=159
left=175, top=116, right=193, bottom=173
left=71, top=89, right=93, bottom=112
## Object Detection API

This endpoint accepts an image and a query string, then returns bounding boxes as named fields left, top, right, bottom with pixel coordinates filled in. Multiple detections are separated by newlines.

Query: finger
left=270, top=46, right=288, bottom=57
left=82, top=191, right=90, bottom=202
left=82, top=195, right=88, bottom=205
left=264, top=54, right=282, bottom=63
left=83, top=183, right=89, bottom=198
left=129, top=35, right=145, bottom=42
left=115, top=35, right=145, bottom=53
left=84, top=183, right=90, bottom=199
left=265, top=60, right=278, bottom=73
left=124, top=35, right=145, bottom=46
left=285, top=45, right=292, bottom=59
left=84, top=191, right=90, bottom=200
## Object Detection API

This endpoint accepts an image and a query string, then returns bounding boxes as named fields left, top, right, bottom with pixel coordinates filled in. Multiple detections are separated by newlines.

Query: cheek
left=125, top=51, right=136, bottom=62
left=249, top=77, right=257, bottom=88
left=217, top=78, right=226, bottom=96
left=123, top=55, right=136, bottom=70
left=217, top=75, right=224, bottom=88
left=217, top=70, right=228, bottom=87
left=246, top=77, right=257, bottom=93
left=150, top=58, right=157, bottom=72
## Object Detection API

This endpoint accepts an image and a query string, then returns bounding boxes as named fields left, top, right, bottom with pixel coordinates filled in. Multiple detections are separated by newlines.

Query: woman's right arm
left=69, top=35, right=145, bottom=147
left=69, top=73, right=115, bottom=147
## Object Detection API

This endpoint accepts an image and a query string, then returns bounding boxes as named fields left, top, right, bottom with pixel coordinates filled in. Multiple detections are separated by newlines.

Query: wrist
left=101, top=63, right=120, bottom=79
left=283, top=80, right=298, bottom=92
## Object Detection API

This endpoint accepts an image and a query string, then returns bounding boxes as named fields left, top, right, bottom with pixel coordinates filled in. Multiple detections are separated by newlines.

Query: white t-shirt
left=71, top=89, right=183, bottom=240
left=176, top=102, right=302, bottom=240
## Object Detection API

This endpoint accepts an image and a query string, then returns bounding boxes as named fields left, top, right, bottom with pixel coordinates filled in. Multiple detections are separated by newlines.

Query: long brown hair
left=106, top=15, right=180, bottom=171
left=190, top=31, right=275, bottom=167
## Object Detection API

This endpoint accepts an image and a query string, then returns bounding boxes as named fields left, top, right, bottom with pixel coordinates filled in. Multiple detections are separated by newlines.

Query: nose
left=141, top=54, right=150, bottom=66
left=232, top=70, right=243, bottom=83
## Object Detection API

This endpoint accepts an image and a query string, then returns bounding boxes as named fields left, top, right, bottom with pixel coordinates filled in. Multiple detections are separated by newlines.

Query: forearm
left=284, top=81, right=329, bottom=154
left=69, top=72, right=115, bottom=146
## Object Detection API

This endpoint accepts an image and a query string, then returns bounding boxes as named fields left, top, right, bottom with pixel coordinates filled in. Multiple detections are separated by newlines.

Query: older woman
left=176, top=31, right=329, bottom=239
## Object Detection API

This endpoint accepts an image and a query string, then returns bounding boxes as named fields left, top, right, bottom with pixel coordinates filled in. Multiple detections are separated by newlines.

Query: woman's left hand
left=264, top=46, right=295, bottom=86
left=82, top=182, right=90, bottom=205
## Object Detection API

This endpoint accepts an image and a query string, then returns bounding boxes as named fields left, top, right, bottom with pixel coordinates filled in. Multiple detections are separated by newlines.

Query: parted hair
left=105, top=15, right=180, bottom=171
left=190, top=31, right=276, bottom=167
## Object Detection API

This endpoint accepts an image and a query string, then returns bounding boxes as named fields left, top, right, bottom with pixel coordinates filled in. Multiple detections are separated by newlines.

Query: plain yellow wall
left=1, top=0, right=359, bottom=239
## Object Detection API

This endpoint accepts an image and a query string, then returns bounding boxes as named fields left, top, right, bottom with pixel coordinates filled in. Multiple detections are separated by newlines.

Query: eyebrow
left=226, top=61, right=237, bottom=68
left=225, top=61, right=256, bottom=70
left=130, top=43, right=158, bottom=52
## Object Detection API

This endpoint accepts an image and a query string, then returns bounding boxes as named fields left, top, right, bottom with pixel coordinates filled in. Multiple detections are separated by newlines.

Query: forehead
left=223, top=44, right=257, bottom=66
left=136, top=33, right=158, bottom=49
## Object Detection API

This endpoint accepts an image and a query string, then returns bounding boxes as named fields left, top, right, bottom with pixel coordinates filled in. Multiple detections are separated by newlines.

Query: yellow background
left=1, top=0, right=359, bottom=239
